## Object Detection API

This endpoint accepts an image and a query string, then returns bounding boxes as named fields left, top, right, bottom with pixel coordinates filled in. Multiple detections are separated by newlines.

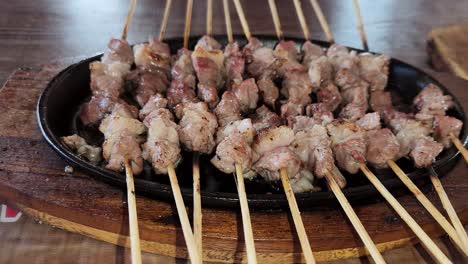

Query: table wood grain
left=0, top=0, right=467, bottom=263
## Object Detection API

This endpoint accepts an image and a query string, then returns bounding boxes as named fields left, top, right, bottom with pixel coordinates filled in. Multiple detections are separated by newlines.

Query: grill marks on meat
left=249, top=105, right=282, bottom=133
left=131, top=38, right=172, bottom=106
left=142, top=108, right=181, bottom=174
left=177, top=102, right=218, bottom=154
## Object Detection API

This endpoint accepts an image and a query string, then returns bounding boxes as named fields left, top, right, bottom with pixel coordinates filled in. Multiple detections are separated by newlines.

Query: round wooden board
left=0, top=65, right=466, bottom=263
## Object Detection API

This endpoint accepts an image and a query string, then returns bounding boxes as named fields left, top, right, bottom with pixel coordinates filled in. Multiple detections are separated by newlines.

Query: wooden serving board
left=0, top=64, right=467, bottom=263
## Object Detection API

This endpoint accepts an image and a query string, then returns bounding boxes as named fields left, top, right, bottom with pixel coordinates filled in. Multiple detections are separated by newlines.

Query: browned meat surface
left=316, top=83, right=342, bottom=111
left=197, top=84, right=219, bottom=109
left=247, top=46, right=279, bottom=79
left=80, top=96, right=138, bottom=125
left=356, top=112, right=381, bottom=131
left=413, top=84, right=454, bottom=118
left=301, top=41, right=324, bottom=66
left=171, top=48, right=196, bottom=88
left=242, top=37, right=263, bottom=63
left=280, top=69, right=314, bottom=119
left=366, top=128, right=400, bottom=168
left=177, top=102, right=218, bottom=154
left=224, top=42, right=245, bottom=89
left=214, top=91, right=242, bottom=127
left=215, top=119, right=255, bottom=144
left=257, top=78, right=279, bottom=108
left=280, top=102, right=304, bottom=119
left=433, top=115, right=463, bottom=148
left=252, top=126, right=295, bottom=158
left=127, top=69, right=169, bottom=106
left=410, top=137, right=443, bottom=168
left=339, top=103, right=367, bottom=122
left=249, top=105, right=282, bottom=132
left=359, top=53, right=390, bottom=91
left=370, top=90, right=392, bottom=113
left=253, top=147, right=302, bottom=181
left=232, top=78, right=259, bottom=113
left=387, top=114, right=432, bottom=158
left=195, top=35, right=222, bottom=50
left=101, top=38, right=134, bottom=65
left=327, top=120, right=367, bottom=174
left=274, top=40, right=305, bottom=76
left=89, top=62, right=126, bottom=99
left=133, top=38, right=171, bottom=73
left=142, top=108, right=181, bottom=174
left=166, top=81, right=197, bottom=110
left=61, top=134, right=102, bottom=164
left=139, top=94, right=168, bottom=120
left=308, top=56, right=333, bottom=88
left=288, top=116, right=318, bottom=133
left=305, top=103, right=334, bottom=126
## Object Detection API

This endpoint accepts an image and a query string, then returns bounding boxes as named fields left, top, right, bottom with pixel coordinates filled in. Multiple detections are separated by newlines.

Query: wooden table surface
left=0, top=0, right=467, bottom=263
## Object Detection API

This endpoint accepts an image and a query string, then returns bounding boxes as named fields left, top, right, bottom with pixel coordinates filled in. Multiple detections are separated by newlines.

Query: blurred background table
left=0, top=0, right=467, bottom=263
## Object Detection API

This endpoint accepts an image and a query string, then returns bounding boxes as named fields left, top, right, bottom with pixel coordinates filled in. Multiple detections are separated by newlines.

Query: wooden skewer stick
left=124, top=158, right=142, bottom=264
left=324, top=169, right=386, bottom=263
left=359, top=163, right=452, bottom=264
left=387, top=160, right=468, bottom=255
left=292, top=0, right=311, bottom=40
left=309, top=0, right=334, bottom=43
left=429, top=167, right=468, bottom=253
left=158, top=0, right=173, bottom=41
left=223, top=0, right=233, bottom=43
left=167, top=164, right=202, bottom=264
left=235, top=164, right=258, bottom=264
left=351, top=0, right=369, bottom=50
left=183, top=0, right=194, bottom=49
left=449, top=132, right=468, bottom=162
left=268, top=0, right=283, bottom=40
left=233, top=0, right=251, bottom=40
left=206, top=0, right=213, bottom=36
left=193, top=153, right=203, bottom=260
left=280, top=168, right=316, bottom=264
left=121, top=0, right=137, bottom=40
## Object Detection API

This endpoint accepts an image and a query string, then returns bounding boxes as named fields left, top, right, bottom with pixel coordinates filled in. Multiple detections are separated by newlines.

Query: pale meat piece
left=391, top=118, right=432, bottom=158
left=288, top=116, right=318, bottom=133
left=327, top=121, right=367, bottom=174
left=247, top=47, right=279, bottom=79
left=139, top=94, right=168, bottom=120
left=215, top=118, right=255, bottom=144
left=281, top=69, right=314, bottom=103
left=197, top=84, right=219, bottom=109
left=133, top=38, right=171, bottom=73
left=370, top=90, right=392, bottom=113
left=99, top=112, right=146, bottom=139
left=195, top=35, right=222, bottom=51
left=214, top=91, right=242, bottom=127
left=192, top=46, right=225, bottom=88
left=211, top=132, right=254, bottom=176
left=301, top=41, right=324, bottom=66
left=308, top=56, right=333, bottom=88
left=253, top=147, right=302, bottom=181
left=252, top=126, right=295, bottom=158
left=171, top=48, right=196, bottom=88
left=89, top=61, right=127, bottom=99
left=356, top=112, right=381, bottom=131
left=316, top=83, right=342, bottom=111
left=101, top=38, right=134, bottom=65
left=103, top=132, right=144, bottom=175
left=142, top=109, right=181, bottom=174
left=305, top=103, right=334, bottom=126
left=366, top=128, right=400, bottom=168
left=242, top=37, right=263, bottom=63
left=249, top=105, right=282, bottom=132
left=257, top=78, right=279, bottom=108
left=127, top=69, right=170, bottom=106
left=177, top=102, right=218, bottom=154
left=358, top=53, right=390, bottom=91
left=290, top=170, right=320, bottom=193
left=224, top=42, right=245, bottom=88
left=61, top=134, right=102, bottom=164
left=166, top=80, right=197, bottom=110
left=280, top=102, right=304, bottom=119
left=433, top=115, right=463, bottom=148
left=339, top=103, right=367, bottom=122
left=341, top=84, right=368, bottom=106
left=274, top=40, right=305, bottom=76
left=232, top=78, right=259, bottom=114
left=413, top=84, right=454, bottom=117
left=79, top=95, right=138, bottom=126
left=410, top=137, right=443, bottom=168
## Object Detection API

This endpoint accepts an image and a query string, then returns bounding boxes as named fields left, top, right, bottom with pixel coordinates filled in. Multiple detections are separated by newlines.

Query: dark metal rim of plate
left=36, top=35, right=467, bottom=209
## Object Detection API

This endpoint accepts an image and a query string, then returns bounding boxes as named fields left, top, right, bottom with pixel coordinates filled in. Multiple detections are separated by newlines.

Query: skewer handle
left=235, top=164, right=257, bottom=264
left=449, top=132, right=468, bottom=162
left=167, top=164, right=201, bottom=264
left=292, top=0, right=311, bottom=40
left=233, top=0, right=251, bottom=40
left=223, top=0, right=234, bottom=43
left=183, top=0, right=194, bottom=49
left=359, top=164, right=452, bottom=264
left=268, top=0, right=283, bottom=40
left=280, top=168, right=316, bottom=264
left=193, top=153, right=203, bottom=260
left=158, top=0, right=173, bottom=41
left=124, top=159, right=142, bottom=264
left=206, top=0, right=213, bottom=36
left=309, top=0, right=334, bottom=43
left=121, top=0, right=137, bottom=41
left=325, top=170, right=386, bottom=264
left=351, top=0, right=369, bottom=50
left=387, top=160, right=467, bottom=255
left=429, top=167, right=468, bottom=254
